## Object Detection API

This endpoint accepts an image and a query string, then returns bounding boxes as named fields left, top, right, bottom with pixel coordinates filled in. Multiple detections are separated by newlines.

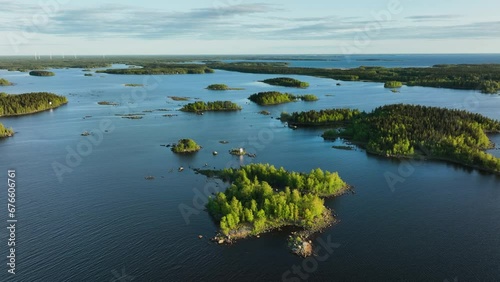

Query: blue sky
left=0, top=0, right=499, bottom=55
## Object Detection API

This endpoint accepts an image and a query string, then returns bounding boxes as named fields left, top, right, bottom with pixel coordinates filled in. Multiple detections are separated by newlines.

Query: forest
left=171, top=139, right=201, bottom=153
left=281, top=108, right=361, bottom=126
left=0, top=78, right=12, bottom=86
left=29, top=70, right=55, bottom=77
left=0, top=122, right=14, bottom=137
left=97, top=64, right=214, bottom=75
left=208, top=62, right=500, bottom=94
left=384, top=81, right=403, bottom=88
left=322, top=104, right=500, bottom=173
left=248, top=91, right=318, bottom=105
left=203, top=163, right=349, bottom=236
left=260, top=77, right=309, bottom=88
left=0, top=92, right=68, bottom=116
left=180, top=101, right=242, bottom=112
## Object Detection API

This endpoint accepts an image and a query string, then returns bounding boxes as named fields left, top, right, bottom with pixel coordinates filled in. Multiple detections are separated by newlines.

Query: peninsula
left=0, top=92, right=68, bottom=117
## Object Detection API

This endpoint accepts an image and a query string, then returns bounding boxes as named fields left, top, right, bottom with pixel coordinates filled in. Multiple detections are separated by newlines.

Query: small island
left=180, top=101, right=242, bottom=112
left=384, top=81, right=403, bottom=88
left=322, top=104, right=500, bottom=173
left=29, top=70, right=55, bottom=77
left=0, top=92, right=67, bottom=117
left=171, top=138, right=201, bottom=153
left=124, top=83, right=144, bottom=87
left=98, top=101, right=119, bottom=106
left=84, top=73, right=93, bottom=77
left=260, top=77, right=309, bottom=88
left=0, top=78, right=13, bottom=86
left=169, top=96, right=190, bottom=101
left=199, top=163, right=350, bottom=256
left=206, top=84, right=244, bottom=91
left=0, top=123, right=14, bottom=138
left=248, top=91, right=318, bottom=106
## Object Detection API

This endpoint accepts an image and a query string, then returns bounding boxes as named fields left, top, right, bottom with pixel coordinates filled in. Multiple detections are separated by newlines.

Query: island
left=124, top=83, right=144, bottom=87
left=180, top=101, right=242, bottom=112
left=199, top=163, right=350, bottom=256
left=97, top=101, right=119, bottom=106
left=84, top=73, right=93, bottom=77
left=321, top=104, right=500, bottom=173
left=280, top=109, right=361, bottom=127
left=169, top=96, right=190, bottom=101
left=206, top=84, right=244, bottom=91
left=260, top=77, right=309, bottom=88
left=29, top=70, right=55, bottom=77
left=384, top=81, right=403, bottom=88
left=0, top=92, right=67, bottom=117
left=0, top=123, right=14, bottom=138
left=248, top=91, right=319, bottom=106
left=96, top=64, right=214, bottom=75
left=171, top=138, right=201, bottom=153
left=207, top=62, right=500, bottom=94
left=0, top=78, right=13, bottom=86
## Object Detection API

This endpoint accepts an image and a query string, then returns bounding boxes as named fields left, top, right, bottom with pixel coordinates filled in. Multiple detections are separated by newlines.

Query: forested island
left=206, top=84, right=244, bottom=90
left=321, top=104, right=500, bottom=173
left=0, top=78, right=13, bottom=86
left=199, top=163, right=349, bottom=254
left=384, top=81, right=403, bottom=88
left=97, top=64, right=214, bottom=75
left=29, top=70, right=55, bottom=77
left=171, top=139, right=201, bottom=153
left=0, top=92, right=68, bottom=116
left=0, top=123, right=14, bottom=137
left=260, top=77, right=309, bottom=88
left=208, top=62, right=500, bottom=94
left=248, top=91, right=318, bottom=105
left=180, top=101, right=242, bottom=112
left=281, top=109, right=361, bottom=127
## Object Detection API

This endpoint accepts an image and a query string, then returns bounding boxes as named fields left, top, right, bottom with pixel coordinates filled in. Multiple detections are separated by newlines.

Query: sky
left=0, top=0, right=499, bottom=55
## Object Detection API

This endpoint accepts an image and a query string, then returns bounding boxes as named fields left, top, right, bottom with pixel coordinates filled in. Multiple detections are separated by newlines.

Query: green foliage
left=248, top=91, right=297, bottom=105
left=206, top=164, right=348, bottom=235
left=171, top=139, right=201, bottom=153
left=298, top=94, right=318, bottom=101
left=180, top=101, right=242, bottom=112
left=0, top=123, right=14, bottom=138
left=282, top=109, right=361, bottom=126
left=0, top=92, right=67, bottom=116
left=326, top=104, right=500, bottom=172
left=384, top=81, right=403, bottom=88
left=261, top=77, right=309, bottom=88
left=29, top=70, right=55, bottom=77
left=0, top=78, right=13, bottom=86
left=208, top=63, right=500, bottom=94
left=97, top=64, right=213, bottom=75
left=207, top=84, right=229, bottom=90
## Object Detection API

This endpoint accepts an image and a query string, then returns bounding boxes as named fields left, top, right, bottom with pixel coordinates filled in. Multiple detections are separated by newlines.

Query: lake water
left=0, top=55, right=500, bottom=281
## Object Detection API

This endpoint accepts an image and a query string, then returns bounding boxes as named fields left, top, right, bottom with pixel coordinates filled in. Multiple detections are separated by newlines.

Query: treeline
left=205, top=164, right=348, bottom=235
left=0, top=78, right=12, bottom=86
left=207, top=63, right=500, bottom=94
left=0, top=92, right=68, bottom=116
left=0, top=123, right=13, bottom=137
left=29, top=70, right=55, bottom=76
left=180, top=101, right=242, bottom=112
left=248, top=91, right=318, bottom=105
left=261, top=77, right=309, bottom=88
left=97, top=64, right=214, bottom=75
left=281, top=109, right=361, bottom=126
left=323, top=104, right=500, bottom=173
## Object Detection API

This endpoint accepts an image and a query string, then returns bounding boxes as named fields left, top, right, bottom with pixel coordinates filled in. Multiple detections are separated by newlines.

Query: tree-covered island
left=260, top=77, right=309, bottom=88
left=97, top=64, right=214, bottom=75
left=171, top=139, right=201, bottom=153
left=29, top=70, right=55, bottom=77
left=180, top=101, right=242, bottom=112
left=248, top=91, right=318, bottom=105
left=0, top=78, right=13, bottom=86
left=198, top=163, right=350, bottom=255
left=206, top=84, right=244, bottom=91
left=0, top=123, right=14, bottom=137
left=320, top=104, right=500, bottom=173
left=0, top=92, right=68, bottom=117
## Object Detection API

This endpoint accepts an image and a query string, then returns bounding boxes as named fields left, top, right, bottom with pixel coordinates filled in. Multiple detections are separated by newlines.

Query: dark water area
left=0, top=55, right=499, bottom=281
